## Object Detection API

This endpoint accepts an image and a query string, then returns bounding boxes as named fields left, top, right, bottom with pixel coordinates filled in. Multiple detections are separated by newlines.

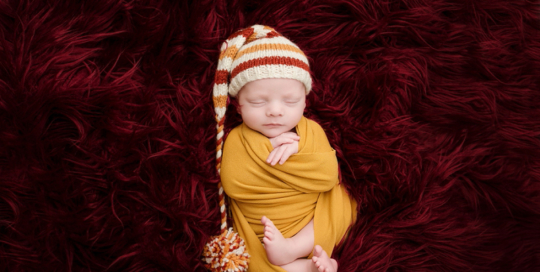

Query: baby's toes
left=265, top=229, right=274, bottom=238
left=265, top=218, right=276, bottom=228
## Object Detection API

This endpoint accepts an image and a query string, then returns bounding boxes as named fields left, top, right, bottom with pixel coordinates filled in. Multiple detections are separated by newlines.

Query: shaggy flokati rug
left=1, top=0, right=540, bottom=271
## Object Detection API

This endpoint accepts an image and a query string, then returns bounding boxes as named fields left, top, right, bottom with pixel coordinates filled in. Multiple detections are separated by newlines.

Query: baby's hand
left=269, top=132, right=300, bottom=149
left=267, top=133, right=299, bottom=166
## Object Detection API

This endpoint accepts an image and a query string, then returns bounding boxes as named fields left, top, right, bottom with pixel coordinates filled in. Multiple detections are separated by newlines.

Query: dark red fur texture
left=1, top=0, right=539, bottom=271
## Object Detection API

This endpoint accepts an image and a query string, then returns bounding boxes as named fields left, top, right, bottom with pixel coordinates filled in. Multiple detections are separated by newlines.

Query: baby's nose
left=266, top=102, right=283, bottom=116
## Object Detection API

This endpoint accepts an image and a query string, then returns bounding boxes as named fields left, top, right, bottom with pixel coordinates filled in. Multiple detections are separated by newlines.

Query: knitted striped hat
left=214, top=24, right=312, bottom=100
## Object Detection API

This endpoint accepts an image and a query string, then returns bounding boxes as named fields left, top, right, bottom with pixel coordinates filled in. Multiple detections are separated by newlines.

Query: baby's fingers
left=269, top=146, right=286, bottom=166
left=271, top=137, right=294, bottom=147
left=279, top=146, right=295, bottom=165
left=282, top=132, right=300, bottom=141
left=266, top=148, right=277, bottom=164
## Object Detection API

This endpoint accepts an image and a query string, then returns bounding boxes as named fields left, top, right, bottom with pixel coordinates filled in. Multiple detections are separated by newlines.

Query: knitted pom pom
left=203, top=228, right=250, bottom=272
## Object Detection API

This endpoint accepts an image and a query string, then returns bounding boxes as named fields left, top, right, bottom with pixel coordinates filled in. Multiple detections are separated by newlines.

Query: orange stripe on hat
left=235, top=43, right=306, bottom=60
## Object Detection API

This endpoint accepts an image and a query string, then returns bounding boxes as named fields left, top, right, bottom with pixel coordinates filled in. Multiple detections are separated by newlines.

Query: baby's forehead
left=239, top=87, right=306, bottom=100
left=242, top=78, right=306, bottom=92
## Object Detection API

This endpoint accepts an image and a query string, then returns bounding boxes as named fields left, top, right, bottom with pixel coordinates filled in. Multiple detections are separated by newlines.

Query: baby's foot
left=261, top=216, right=296, bottom=266
left=312, top=245, right=338, bottom=272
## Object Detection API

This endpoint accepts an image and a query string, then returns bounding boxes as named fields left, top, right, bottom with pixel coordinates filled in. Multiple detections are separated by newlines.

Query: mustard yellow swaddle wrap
left=221, top=117, right=357, bottom=271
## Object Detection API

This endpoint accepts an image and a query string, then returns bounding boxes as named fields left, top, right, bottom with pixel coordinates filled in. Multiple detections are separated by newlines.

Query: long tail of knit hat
left=203, top=24, right=312, bottom=272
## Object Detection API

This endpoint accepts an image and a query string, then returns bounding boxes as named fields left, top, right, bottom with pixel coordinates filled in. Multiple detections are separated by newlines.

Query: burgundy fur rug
left=1, top=0, right=540, bottom=271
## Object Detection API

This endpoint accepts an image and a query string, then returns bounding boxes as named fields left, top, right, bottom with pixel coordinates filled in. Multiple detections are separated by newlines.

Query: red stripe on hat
left=266, top=31, right=281, bottom=38
left=227, top=27, right=255, bottom=41
left=230, top=56, right=310, bottom=79
left=214, top=70, right=229, bottom=85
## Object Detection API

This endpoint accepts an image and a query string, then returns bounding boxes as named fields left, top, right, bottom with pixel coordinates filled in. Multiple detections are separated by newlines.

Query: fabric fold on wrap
left=221, top=117, right=357, bottom=271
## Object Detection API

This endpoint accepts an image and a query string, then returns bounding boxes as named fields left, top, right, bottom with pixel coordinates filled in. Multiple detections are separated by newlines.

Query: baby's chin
left=259, top=131, right=282, bottom=138
left=257, top=128, right=295, bottom=138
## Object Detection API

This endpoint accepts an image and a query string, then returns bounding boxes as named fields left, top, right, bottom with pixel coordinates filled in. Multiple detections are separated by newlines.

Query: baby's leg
left=261, top=216, right=314, bottom=266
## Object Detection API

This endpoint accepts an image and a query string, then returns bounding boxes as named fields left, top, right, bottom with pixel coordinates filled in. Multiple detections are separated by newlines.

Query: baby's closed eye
left=249, top=100, right=266, bottom=106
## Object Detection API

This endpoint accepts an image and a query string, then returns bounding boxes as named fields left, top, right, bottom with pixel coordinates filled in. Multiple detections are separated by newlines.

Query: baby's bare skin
left=312, top=245, right=338, bottom=272
left=261, top=216, right=338, bottom=272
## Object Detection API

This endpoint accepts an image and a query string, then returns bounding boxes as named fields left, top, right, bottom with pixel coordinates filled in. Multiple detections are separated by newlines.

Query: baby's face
left=237, top=78, right=306, bottom=138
